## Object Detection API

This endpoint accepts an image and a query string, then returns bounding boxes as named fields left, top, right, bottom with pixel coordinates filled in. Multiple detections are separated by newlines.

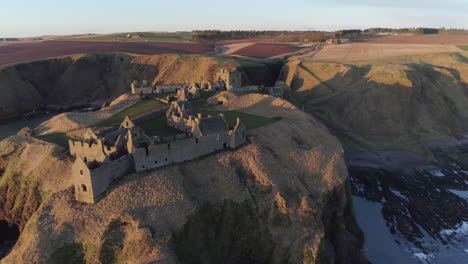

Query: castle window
left=84, top=157, right=87, bottom=162
left=142, top=165, right=145, bottom=169
left=196, top=138, right=199, bottom=144
left=80, top=170, right=83, bottom=175
left=126, top=121, right=129, bottom=126
left=155, top=160, right=158, bottom=164
left=168, top=144, right=171, bottom=150
left=165, top=158, right=168, bottom=161
left=81, top=184, right=87, bottom=192
left=223, top=143, right=227, bottom=149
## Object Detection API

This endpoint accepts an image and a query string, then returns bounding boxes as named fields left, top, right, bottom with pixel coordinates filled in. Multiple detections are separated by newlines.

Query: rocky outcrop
left=0, top=93, right=366, bottom=264
left=0, top=137, right=72, bottom=231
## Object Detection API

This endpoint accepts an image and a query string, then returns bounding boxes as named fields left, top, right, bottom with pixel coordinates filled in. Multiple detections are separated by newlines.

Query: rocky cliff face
left=0, top=54, right=281, bottom=120
left=281, top=52, right=468, bottom=154
left=281, top=52, right=468, bottom=262
left=0, top=93, right=367, bottom=264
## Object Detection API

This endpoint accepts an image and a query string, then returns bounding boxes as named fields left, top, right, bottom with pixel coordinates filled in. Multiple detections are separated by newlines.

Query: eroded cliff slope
left=281, top=52, right=468, bottom=154
left=0, top=93, right=367, bottom=264
left=0, top=53, right=280, bottom=120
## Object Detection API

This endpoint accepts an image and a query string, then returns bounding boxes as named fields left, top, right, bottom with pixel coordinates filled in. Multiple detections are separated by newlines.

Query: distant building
left=216, top=69, right=242, bottom=90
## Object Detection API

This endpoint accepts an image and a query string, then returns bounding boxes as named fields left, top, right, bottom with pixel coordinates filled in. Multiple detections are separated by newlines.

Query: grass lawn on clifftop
left=456, top=45, right=468, bottom=51
left=202, top=110, right=276, bottom=130
left=36, top=132, right=70, bottom=148
left=97, top=99, right=167, bottom=127
left=139, top=115, right=181, bottom=137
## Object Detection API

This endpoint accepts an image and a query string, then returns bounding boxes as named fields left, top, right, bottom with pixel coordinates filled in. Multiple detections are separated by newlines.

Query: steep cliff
left=0, top=54, right=280, bottom=120
left=281, top=52, right=468, bottom=262
left=0, top=93, right=367, bottom=264
left=281, top=52, right=468, bottom=154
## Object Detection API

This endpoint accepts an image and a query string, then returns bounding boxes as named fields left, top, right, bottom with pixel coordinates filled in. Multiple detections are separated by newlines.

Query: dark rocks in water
left=347, top=142, right=468, bottom=249
left=0, top=220, right=20, bottom=259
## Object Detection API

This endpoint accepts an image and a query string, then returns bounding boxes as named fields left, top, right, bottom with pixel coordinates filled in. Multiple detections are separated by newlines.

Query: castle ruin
left=70, top=99, right=246, bottom=204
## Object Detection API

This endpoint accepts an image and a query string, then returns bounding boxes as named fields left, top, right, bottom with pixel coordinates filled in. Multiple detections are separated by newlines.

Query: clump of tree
left=335, top=29, right=362, bottom=38
left=363, top=27, right=467, bottom=35
left=192, top=30, right=279, bottom=41
left=191, top=30, right=326, bottom=43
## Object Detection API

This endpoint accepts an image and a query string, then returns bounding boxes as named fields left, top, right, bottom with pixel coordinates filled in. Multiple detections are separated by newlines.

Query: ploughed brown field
left=309, top=43, right=461, bottom=62
left=232, top=43, right=302, bottom=58
left=0, top=41, right=214, bottom=66
left=353, top=35, right=468, bottom=44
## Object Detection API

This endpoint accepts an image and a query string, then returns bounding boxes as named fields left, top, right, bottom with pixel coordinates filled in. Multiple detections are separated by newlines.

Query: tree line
left=191, top=30, right=326, bottom=43
left=338, top=28, right=467, bottom=37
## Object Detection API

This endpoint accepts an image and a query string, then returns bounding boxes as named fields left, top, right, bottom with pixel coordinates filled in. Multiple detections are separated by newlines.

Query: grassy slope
left=139, top=92, right=275, bottom=137
left=35, top=132, right=70, bottom=148
left=286, top=52, right=468, bottom=153
left=97, top=99, right=168, bottom=127
left=457, top=45, right=468, bottom=51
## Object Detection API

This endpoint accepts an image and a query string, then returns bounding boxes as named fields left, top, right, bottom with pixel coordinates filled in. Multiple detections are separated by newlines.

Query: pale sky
left=1, top=0, right=467, bottom=37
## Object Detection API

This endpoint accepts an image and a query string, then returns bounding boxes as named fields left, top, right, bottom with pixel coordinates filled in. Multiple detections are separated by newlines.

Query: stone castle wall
left=69, top=139, right=116, bottom=163
left=74, top=156, right=132, bottom=204
left=89, top=156, right=132, bottom=202
left=133, top=132, right=230, bottom=173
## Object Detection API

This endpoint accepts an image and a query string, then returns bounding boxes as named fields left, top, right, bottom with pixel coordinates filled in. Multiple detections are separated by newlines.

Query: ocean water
left=0, top=115, right=51, bottom=141
left=353, top=196, right=468, bottom=264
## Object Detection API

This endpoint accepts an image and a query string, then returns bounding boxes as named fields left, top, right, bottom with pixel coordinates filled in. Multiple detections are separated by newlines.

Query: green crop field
left=457, top=45, right=468, bottom=51
left=97, top=99, right=167, bottom=127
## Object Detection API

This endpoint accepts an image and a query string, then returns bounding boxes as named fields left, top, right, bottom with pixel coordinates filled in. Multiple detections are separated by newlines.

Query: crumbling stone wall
left=69, top=139, right=116, bottom=163
left=73, top=156, right=132, bottom=203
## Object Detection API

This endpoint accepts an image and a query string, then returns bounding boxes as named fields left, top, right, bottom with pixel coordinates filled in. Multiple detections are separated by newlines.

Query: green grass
left=138, top=115, right=181, bottom=137
left=203, top=110, right=275, bottom=130
left=147, top=92, right=175, bottom=99
left=36, top=132, right=70, bottom=148
left=456, top=45, right=468, bottom=51
left=97, top=99, right=168, bottom=127
left=190, top=91, right=216, bottom=113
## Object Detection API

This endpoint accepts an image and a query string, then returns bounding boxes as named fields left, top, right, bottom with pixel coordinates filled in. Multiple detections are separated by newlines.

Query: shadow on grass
left=138, top=115, right=181, bottom=137
left=97, top=99, right=168, bottom=127
left=202, top=110, right=275, bottom=130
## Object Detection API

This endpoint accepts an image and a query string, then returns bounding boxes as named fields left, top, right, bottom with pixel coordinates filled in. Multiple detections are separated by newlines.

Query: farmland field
left=231, top=43, right=304, bottom=58
left=352, top=34, right=468, bottom=44
left=309, top=43, right=461, bottom=62
left=457, top=45, right=468, bottom=51
left=0, top=40, right=214, bottom=66
left=64, top=32, right=192, bottom=42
